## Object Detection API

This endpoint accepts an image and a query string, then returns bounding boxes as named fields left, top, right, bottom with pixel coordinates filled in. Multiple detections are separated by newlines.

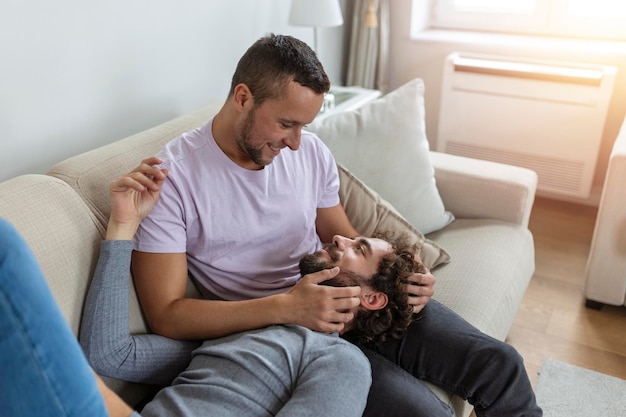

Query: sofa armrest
left=584, top=116, right=626, bottom=306
left=430, top=151, right=538, bottom=228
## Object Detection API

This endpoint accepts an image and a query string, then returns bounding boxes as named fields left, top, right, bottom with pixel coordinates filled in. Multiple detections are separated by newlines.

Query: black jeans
left=359, top=300, right=542, bottom=417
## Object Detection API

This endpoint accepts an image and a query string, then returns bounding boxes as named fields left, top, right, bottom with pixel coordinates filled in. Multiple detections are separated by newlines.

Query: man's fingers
left=314, top=310, right=356, bottom=334
left=329, top=310, right=356, bottom=325
left=317, top=321, right=347, bottom=335
left=412, top=303, right=427, bottom=315
left=111, top=173, right=153, bottom=193
left=302, top=267, right=340, bottom=285
left=407, top=270, right=434, bottom=286
left=406, top=282, right=434, bottom=298
left=139, top=156, right=163, bottom=168
left=128, top=170, right=163, bottom=191
left=110, top=157, right=167, bottom=193
left=136, top=159, right=167, bottom=183
left=301, top=268, right=363, bottom=299
left=110, top=175, right=144, bottom=192
left=333, top=294, right=361, bottom=310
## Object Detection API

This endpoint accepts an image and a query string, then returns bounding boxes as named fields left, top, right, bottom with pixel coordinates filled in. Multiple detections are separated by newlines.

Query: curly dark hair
left=229, top=33, right=330, bottom=105
left=310, top=231, right=426, bottom=345
left=343, top=231, right=425, bottom=346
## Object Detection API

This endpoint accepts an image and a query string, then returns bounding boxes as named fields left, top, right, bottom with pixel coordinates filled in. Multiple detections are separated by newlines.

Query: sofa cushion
left=308, top=78, right=455, bottom=235
left=427, top=218, right=535, bottom=341
left=338, top=163, right=450, bottom=270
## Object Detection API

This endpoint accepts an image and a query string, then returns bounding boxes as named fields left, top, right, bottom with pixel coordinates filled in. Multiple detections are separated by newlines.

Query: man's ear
left=360, top=292, right=388, bottom=311
left=233, top=83, right=254, bottom=111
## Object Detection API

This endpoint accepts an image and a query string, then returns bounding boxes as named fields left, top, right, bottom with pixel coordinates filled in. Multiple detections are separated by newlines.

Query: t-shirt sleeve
left=133, top=163, right=188, bottom=253
left=314, top=134, right=341, bottom=209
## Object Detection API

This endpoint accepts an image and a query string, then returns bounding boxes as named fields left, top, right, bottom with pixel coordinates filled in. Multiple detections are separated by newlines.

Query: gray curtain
left=346, top=0, right=390, bottom=93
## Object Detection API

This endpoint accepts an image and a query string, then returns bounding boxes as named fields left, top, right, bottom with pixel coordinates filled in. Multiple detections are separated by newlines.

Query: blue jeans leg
left=371, top=299, right=542, bottom=417
left=0, top=219, right=108, bottom=417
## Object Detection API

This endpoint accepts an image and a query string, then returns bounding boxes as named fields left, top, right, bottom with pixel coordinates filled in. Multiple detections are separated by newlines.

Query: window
left=429, top=0, right=626, bottom=41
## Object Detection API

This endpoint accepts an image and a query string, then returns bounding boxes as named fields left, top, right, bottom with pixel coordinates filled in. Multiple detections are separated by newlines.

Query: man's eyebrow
left=356, top=237, right=372, bottom=258
left=278, top=117, right=301, bottom=126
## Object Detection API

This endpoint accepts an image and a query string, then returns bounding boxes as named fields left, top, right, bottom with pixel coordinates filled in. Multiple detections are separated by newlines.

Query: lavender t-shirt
left=133, top=119, right=340, bottom=301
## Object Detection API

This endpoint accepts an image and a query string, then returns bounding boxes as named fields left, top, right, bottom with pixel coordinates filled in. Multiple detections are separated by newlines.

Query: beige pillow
left=338, top=163, right=450, bottom=270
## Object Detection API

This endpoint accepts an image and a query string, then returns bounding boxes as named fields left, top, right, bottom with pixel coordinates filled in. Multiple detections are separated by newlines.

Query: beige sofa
left=584, top=116, right=626, bottom=308
left=0, top=82, right=538, bottom=416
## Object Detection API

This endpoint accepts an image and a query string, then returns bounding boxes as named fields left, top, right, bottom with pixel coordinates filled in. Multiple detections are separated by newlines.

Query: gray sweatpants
left=141, top=324, right=371, bottom=417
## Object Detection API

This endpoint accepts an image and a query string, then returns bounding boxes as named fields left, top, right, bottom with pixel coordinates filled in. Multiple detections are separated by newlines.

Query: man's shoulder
left=157, top=120, right=213, bottom=168
left=298, top=129, right=333, bottom=157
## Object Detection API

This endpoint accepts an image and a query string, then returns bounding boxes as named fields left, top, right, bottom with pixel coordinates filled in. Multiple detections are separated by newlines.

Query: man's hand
left=279, top=267, right=362, bottom=334
left=406, top=265, right=435, bottom=315
left=106, top=157, right=168, bottom=240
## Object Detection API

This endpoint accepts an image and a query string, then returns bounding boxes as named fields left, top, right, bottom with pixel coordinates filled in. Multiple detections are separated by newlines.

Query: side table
left=316, top=86, right=381, bottom=121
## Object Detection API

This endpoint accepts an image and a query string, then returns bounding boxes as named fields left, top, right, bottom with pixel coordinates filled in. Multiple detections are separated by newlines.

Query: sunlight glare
left=568, top=0, right=626, bottom=19
left=454, top=0, right=535, bottom=14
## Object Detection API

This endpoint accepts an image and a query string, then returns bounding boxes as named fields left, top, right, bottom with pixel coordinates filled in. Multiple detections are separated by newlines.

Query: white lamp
left=288, top=0, right=344, bottom=54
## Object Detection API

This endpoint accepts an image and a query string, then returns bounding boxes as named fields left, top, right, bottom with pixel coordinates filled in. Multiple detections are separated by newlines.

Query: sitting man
left=80, top=157, right=423, bottom=417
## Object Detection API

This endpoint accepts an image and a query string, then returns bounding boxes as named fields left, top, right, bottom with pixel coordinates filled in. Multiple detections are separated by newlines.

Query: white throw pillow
left=308, top=78, right=454, bottom=234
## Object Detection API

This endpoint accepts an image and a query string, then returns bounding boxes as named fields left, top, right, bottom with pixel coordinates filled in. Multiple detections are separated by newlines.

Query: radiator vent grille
left=446, top=141, right=585, bottom=194
left=437, top=52, right=617, bottom=199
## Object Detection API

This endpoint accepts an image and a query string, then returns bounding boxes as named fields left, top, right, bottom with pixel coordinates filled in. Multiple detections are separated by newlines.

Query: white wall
left=0, top=0, right=347, bottom=181
left=389, top=0, right=626, bottom=205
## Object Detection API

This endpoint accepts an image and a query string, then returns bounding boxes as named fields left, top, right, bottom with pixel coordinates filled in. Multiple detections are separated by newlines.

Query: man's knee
left=484, top=340, right=526, bottom=375
left=307, top=342, right=371, bottom=413
left=487, top=342, right=526, bottom=380
left=328, top=343, right=372, bottom=384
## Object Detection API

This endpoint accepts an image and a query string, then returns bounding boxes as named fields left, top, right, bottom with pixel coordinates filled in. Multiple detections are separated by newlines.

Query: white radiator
left=437, top=52, right=617, bottom=199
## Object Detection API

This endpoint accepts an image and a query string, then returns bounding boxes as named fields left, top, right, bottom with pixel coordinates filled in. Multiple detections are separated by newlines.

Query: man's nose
left=332, top=235, right=350, bottom=250
left=283, top=130, right=301, bottom=150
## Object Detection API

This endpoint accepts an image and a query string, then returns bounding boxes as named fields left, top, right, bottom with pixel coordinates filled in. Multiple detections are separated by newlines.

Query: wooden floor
left=507, top=196, right=626, bottom=385
left=469, top=196, right=626, bottom=417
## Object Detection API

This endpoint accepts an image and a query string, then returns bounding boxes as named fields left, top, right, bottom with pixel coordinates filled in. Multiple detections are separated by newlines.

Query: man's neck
left=211, top=108, right=262, bottom=170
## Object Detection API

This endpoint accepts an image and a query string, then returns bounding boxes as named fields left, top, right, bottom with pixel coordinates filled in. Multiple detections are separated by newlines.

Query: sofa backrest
left=48, top=104, right=221, bottom=229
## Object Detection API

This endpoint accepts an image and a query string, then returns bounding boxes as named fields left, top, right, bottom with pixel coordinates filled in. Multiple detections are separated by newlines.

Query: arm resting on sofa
left=430, top=151, right=538, bottom=228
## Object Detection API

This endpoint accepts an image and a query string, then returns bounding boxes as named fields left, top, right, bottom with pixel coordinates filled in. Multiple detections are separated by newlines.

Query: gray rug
left=536, top=358, right=626, bottom=417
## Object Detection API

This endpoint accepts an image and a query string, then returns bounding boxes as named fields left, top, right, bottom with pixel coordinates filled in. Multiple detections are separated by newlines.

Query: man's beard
left=299, top=244, right=339, bottom=275
left=298, top=244, right=360, bottom=288
left=235, top=106, right=270, bottom=167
